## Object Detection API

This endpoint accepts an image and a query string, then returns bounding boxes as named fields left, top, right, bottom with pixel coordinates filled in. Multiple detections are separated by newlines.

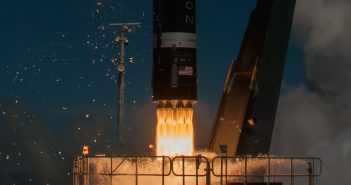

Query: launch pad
left=72, top=155, right=322, bottom=185
left=72, top=0, right=323, bottom=185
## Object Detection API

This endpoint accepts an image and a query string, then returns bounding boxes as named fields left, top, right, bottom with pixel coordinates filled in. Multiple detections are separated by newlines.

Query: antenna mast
left=110, top=22, right=141, bottom=143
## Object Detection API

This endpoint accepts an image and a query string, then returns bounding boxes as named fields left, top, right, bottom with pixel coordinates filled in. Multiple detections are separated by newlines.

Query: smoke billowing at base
left=271, top=0, right=351, bottom=184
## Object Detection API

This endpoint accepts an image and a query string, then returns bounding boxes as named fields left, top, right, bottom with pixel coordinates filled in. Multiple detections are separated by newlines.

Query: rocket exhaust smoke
left=272, top=0, right=351, bottom=184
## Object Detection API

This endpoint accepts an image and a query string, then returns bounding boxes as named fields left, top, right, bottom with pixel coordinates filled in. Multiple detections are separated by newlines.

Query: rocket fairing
left=152, top=0, right=197, bottom=101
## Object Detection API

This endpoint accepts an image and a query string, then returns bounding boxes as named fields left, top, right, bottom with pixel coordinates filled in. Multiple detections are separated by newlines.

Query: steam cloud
left=271, top=0, right=351, bottom=184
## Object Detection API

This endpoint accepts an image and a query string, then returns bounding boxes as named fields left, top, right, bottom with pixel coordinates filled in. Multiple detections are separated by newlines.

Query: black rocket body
left=152, top=0, right=197, bottom=101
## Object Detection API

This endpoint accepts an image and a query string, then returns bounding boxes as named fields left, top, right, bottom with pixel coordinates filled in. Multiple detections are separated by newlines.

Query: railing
left=73, top=156, right=172, bottom=185
left=73, top=155, right=322, bottom=185
left=211, top=156, right=322, bottom=185
left=171, top=155, right=211, bottom=185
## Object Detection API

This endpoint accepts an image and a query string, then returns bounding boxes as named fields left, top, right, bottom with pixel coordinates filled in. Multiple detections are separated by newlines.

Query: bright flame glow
left=156, top=101, right=194, bottom=156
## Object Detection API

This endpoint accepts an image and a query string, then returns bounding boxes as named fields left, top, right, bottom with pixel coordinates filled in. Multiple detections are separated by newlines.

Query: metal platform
left=72, top=155, right=322, bottom=185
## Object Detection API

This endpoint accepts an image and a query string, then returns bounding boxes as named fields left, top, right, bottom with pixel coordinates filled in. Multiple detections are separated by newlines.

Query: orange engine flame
left=156, top=101, right=194, bottom=156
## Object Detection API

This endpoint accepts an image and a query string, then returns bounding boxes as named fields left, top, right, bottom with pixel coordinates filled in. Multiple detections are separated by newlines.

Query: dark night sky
left=0, top=0, right=316, bottom=184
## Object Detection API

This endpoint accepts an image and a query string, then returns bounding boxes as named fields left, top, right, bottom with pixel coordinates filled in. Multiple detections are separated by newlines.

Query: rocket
left=152, top=0, right=197, bottom=102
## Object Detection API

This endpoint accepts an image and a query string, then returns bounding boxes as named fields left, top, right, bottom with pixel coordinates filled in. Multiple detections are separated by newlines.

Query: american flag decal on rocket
left=178, top=66, right=193, bottom=76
